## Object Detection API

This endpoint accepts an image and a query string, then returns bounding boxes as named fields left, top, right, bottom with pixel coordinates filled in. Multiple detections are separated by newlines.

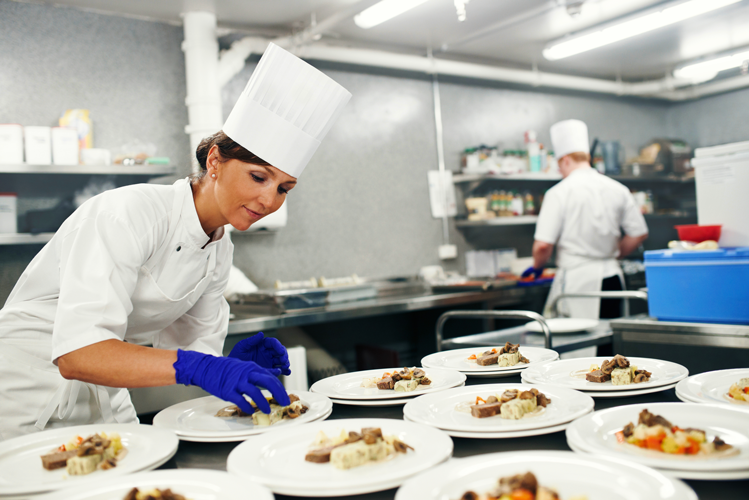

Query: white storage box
left=0, top=193, right=18, bottom=234
left=0, top=124, right=24, bottom=164
left=81, top=148, right=112, bottom=166
left=24, top=126, right=52, bottom=165
left=51, top=127, right=79, bottom=165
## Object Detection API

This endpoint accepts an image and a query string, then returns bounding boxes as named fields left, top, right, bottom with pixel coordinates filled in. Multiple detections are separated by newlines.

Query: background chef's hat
left=550, top=119, right=590, bottom=159
left=223, top=43, right=352, bottom=178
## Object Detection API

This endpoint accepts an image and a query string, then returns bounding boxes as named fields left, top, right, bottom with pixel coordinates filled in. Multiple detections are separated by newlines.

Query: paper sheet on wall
left=428, top=170, right=457, bottom=218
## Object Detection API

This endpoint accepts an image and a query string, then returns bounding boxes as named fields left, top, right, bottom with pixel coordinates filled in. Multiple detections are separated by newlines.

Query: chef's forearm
left=57, top=339, right=178, bottom=388
left=619, top=233, right=648, bottom=258
left=532, top=240, right=554, bottom=269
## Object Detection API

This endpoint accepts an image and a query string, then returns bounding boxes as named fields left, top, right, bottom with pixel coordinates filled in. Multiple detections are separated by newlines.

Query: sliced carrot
left=615, top=431, right=625, bottom=443
left=686, top=438, right=701, bottom=455
left=646, top=435, right=664, bottom=450
left=57, top=444, right=66, bottom=452
left=744, top=387, right=749, bottom=394
left=491, top=348, right=498, bottom=354
left=511, top=489, right=534, bottom=500
left=674, top=446, right=687, bottom=454
left=475, top=396, right=487, bottom=405
left=467, top=354, right=477, bottom=360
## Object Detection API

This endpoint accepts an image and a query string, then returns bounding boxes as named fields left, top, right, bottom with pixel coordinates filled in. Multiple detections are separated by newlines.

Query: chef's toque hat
left=223, top=43, right=352, bottom=178
left=550, top=119, right=590, bottom=159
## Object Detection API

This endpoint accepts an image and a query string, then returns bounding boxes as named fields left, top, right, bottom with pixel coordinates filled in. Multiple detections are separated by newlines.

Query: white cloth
left=535, top=167, right=647, bottom=319
left=550, top=119, right=590, bottom=159
left=223, top=43, right=351, bottom=178
left=0, top=178, right=232, bottom=440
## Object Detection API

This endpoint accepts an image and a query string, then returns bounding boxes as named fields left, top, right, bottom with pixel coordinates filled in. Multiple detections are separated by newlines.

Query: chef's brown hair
left=193, top=130, right=271, bottom=180
left=565, top=152, right=591, bottom=163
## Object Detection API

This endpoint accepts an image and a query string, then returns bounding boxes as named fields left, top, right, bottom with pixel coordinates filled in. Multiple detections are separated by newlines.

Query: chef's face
left=209, top=147, right=297, bottom=231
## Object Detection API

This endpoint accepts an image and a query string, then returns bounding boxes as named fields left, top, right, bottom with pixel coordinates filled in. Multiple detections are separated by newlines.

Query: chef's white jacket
left=0, top=178, right=233, bottom=440
left=534, top=167, right=648, bottom=319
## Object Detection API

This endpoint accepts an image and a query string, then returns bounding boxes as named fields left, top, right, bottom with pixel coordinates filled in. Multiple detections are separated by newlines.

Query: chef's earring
left=211, top=173, right=216, bottom=178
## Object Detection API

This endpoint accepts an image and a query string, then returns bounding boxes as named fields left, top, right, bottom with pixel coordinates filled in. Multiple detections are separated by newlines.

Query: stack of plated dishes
left=395, top=450, right=696, bottom=500
left=0, top=424, right=179, bottom=499
left=152, top=391, right=333, bottom=442
left=566, top=402, right=749, bottom=480
left=309, top=367, right=466, bottom=407
left=227, top=417, right=454, bottom=496
left=675, top=368, right=749, bottom=410
left=421, top=345, right=559, bottom=378
left=403, top=383, right=594, bottom=439
left=521, top=356, right=689, bottom=398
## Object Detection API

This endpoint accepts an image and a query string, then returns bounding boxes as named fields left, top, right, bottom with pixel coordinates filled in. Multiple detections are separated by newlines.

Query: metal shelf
left=456, top=215, right=538, bottom=227
left=0, top=164, right=176, bottom=175
left=0, top=233, right=54, bottom=245
left=453, top=173, right=561, bottom=183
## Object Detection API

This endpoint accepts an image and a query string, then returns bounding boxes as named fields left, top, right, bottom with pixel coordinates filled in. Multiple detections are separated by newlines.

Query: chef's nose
left=257, top=184, right=275, bottom=210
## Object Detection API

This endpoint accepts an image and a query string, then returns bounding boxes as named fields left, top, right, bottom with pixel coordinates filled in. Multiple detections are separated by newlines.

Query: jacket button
left=176, top=246, right=181, bottom=252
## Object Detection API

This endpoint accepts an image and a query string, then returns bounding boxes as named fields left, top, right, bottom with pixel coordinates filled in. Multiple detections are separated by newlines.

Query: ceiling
left=26, top=0, right=749, bottom=81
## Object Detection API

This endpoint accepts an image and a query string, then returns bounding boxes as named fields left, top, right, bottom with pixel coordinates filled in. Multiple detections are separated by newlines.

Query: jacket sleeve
left=51, top=212, right=145, bottom=362
left=154, top=241, right=233, bottom=357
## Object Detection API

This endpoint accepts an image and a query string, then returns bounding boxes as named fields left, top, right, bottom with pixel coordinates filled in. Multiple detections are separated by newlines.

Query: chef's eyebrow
left=258, top=164, right=296, bottom=184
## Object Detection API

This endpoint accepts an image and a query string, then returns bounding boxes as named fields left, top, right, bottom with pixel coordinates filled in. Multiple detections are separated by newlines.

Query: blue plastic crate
left=644, top=247, right=749, bottom=325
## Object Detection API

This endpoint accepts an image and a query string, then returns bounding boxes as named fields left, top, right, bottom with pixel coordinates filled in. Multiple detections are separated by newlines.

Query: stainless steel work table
left=153, top=374, right=749, bottom=500
left=227, top=286, right=551, bottom=336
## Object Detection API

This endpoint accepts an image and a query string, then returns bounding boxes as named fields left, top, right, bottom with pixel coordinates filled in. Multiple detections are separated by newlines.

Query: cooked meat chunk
left=461, top=492, right=479, bottom=500
left=499, top=472, right=538, bottom=495
left=393, top=439, right=414, bottom=453
left=486, top=395, right=499, bottom=404
left=519, top=390, right=535, bottom=400
left=536, top=393, right=551, bottom=407
left=377, top=376, right=394, bottom=390
left=123, top=488, right=138, bottom=500
left=622, top=422, right=635, bottom=438
left=477, top=352, right=499, bottom=366
left=633, top=369, right=652, bottom=384
left=413, top=368, right=426, bottom=379
left=714, top=437, right=733, bottom=451
left=392, top=372, right=402, bottom=382
left=41, top=449, right=78, bottom=470
left=519, top=356, right=530, bottom=364
left=470, top=402, right=503, bottom=418
left=499, top=342, right=519, bottom=354
left=600, top=359, right=616, bottom=375
left=346, top=431, right=362, bottom=444
left=98, top=458, right=117, bottom=470
left=399, top=369, right=412, bottom=380
left=305, top=445, right=339, bottom=463
left=638, top=409, right=672, bottom=429
left=419, top=377, right=432, bottom=385
left=362, top=427, right=383, bottom=438
left=288, top=393, right=300, bottom=403
left=500, top=389, right=519, bottom=402
left=586, top=370, right=610, bottom=383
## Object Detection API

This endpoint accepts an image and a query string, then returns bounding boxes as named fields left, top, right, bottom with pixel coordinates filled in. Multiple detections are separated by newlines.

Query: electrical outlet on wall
left=439, top=244, right=457, bottom=260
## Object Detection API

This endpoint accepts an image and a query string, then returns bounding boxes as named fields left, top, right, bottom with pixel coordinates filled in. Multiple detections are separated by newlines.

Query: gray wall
left=667, top=86, right=749, bottom=149
left=0, top=0, right=742, bottom=305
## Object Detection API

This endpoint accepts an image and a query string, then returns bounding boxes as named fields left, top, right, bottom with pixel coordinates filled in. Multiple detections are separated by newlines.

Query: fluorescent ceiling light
left=674, top=49, right=749, bottom=83
left=354, top=0, right=431, bottom=29
left=543, top=0, right=741, bottom=61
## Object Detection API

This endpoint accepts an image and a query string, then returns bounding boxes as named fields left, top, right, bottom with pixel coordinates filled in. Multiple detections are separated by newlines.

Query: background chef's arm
left=58, top=341, right=177, bottom=387
left=619, top=233, right=648, bottom=258
left=532, top=240, right=555, bottom=269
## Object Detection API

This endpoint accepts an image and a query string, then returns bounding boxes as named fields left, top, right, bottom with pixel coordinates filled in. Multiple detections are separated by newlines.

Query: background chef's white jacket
left=0, top=179, right=233, bottom=362
left=534, top=167, right=648, bottom=275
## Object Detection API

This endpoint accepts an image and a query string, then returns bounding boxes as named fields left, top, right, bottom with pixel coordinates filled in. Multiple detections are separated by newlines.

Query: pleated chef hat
left=223, top=43, right=352, bottom=178
left=550, top=119, right=590, bottom=159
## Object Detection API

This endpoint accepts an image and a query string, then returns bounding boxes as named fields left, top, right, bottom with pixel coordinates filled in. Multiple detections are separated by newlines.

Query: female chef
left=0, top=43, right=351, bottom=441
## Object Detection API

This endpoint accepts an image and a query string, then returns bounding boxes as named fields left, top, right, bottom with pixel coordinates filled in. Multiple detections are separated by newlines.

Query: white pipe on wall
left=182, top=10, right=224, bottom=169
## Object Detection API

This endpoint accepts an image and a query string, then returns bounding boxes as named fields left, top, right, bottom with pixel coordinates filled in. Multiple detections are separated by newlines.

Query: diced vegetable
left=615, top=431, right=625, bottom=443
left=510, top=489, right=534, bottom=500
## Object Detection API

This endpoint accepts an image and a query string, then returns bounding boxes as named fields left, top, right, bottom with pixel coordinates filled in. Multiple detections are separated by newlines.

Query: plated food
left=458, top=471, right=586, bottom=500
left=304, top=427, right=413, bottom=469
left=584, top=354, right=651, bottom=385
left=123, top=488, right=186, bottom=500
left=460, top=388, right=551, bottom=420
left=617, top=409, right=735, bottom=458
left=215, top=393, right=309, bottom=425
left=360, top=367, right=431, bottom=392
left=41, top=432, right=126, bottom=476
left=467, top=342, right=529, bottom=367
left=675, top=369, right=749, bottom=410
left=727, top=377, right=749, bottom=403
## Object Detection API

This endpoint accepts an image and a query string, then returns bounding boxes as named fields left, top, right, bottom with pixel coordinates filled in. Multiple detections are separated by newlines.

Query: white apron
left=543, top=256, right=624, bottom=320
left=0, top=182, right=218, bottom=441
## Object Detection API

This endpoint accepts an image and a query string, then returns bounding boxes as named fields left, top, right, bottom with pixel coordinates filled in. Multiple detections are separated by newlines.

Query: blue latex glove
left=521, top=266, right=544, bottom=279
left=228, top=332, right=291, bottom=376
left=174, top=349, right=290, bottom=414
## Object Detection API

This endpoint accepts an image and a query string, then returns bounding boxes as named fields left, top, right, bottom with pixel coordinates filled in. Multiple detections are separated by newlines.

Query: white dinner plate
left=566, top=403, right=749, bottom=472
left=176, top=407, right=333, bottom=442
left=674, top=369, right=749, bottom=410
left=421, top=346, right=559, bottom=373
left=152, top=391, right=332, bottom=440
left=329, top=382, right=466, bottom=406
left=403, top=414, right=573, bottom=439
left=226, top=417, right=453, bottom=497
left=394, top=450, right=696, bottom=500
left=521, top=357, right=688, bottom=391
left=0, top=424, right=179, bottom=497
left=524, top=318, right=599, bottom=334
left=35, top=468, right=274, bottom=500
left=309, top=367, right=466, bottom=400
left=403, top=383, right=594, bottom=433
left=566, top=439, right=749, bottom=481
left=521, top=371, right=679, bottom=398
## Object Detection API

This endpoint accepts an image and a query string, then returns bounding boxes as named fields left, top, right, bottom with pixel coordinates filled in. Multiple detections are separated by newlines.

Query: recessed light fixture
left=354, top=0, right=432, bottom=29
left=675, top=49, right=749, bottom=83
left=543, top=0, right=741, bottom=61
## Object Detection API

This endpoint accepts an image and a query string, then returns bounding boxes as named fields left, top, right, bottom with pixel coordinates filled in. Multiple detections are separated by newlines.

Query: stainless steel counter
left=154, top=374, right=748, bottom=500
left=228, top=286, right=551, bottom=335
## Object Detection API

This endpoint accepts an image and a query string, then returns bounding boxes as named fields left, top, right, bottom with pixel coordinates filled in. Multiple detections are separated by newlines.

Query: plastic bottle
left=524, top=192, right=535, bottom=215
left=525, top=130, right=541, bottom=173
left=511, top=191, right=524, bottom=216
